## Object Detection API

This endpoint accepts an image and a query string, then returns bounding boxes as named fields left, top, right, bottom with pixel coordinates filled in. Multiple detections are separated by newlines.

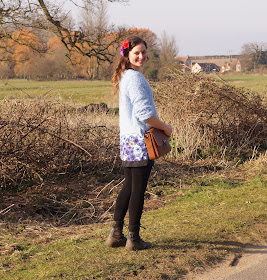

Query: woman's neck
left=128, top=64, right=140, bottom=71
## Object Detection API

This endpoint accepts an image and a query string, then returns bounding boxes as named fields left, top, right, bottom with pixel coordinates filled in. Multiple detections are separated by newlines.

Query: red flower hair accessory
left=120, top=40, right=130, bottom=56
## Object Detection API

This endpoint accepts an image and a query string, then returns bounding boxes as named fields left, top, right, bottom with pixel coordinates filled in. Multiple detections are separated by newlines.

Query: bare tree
left=241, top=42, right=267, bottom=71
left=159, top=31, right=178, bottom=64
left=80, top=0, right=109, bottom=36
left=158, top=31, right=179, bottom=78
left=0, top=0, right=127, bottom=63
left=79, top=0, right=110, bottom=78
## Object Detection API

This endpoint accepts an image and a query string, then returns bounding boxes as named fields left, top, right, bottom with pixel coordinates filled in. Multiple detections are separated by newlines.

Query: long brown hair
left=112, top=36, right=147, bottom=95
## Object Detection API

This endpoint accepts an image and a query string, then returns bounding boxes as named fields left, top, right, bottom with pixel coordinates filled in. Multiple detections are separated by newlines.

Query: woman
left=106, top=36, right=172, bottom=250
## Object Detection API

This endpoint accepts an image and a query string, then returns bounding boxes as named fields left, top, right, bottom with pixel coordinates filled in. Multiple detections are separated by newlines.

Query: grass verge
left=0, top=158, right=266, bottom=280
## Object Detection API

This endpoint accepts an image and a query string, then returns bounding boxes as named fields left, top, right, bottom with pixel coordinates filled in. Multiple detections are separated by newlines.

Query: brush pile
left=0, top=99, right=120, bottom=190
left=154, top=71, right=267, bottom=161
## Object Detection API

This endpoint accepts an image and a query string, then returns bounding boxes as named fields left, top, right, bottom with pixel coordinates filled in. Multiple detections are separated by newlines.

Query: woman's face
left=128, top=43, right=147, bottom=71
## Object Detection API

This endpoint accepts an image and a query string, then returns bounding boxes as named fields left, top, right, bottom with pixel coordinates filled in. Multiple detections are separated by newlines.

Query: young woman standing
left=106, top=36, right=172, bottom=250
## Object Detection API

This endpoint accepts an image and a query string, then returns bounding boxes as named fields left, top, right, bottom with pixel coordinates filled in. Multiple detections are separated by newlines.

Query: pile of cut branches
left=0, top=99, right=120, bottom=190
left=0, top=177, right=125, bottom=225
left=154, top=71, right=267, bottom=161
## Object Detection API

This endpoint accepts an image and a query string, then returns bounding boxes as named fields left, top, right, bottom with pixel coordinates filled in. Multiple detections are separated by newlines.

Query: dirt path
left=184, top=243, right=267, bottom=280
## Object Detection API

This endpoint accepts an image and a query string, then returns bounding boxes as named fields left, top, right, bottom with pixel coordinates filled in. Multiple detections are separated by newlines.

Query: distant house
left=175, top=56, right=192, bottom=66
left=192, top=63, right=220, bottom=73
left=174, top=56, right=192, bottom=72
left=221, top=62, right=231, bottom=73
left=191, top=63, right=202, bottom=73
left=221, top=59, right=242, bottom=73
left=174, top=55, right=242, bottom=73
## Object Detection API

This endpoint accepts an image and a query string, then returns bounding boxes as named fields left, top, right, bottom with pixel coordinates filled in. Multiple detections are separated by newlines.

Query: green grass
left=1, top=74, right=267, bottom=107
left=0, top=79, right=116, bottom=107
left=218, top=74, right=267, bottom=97
left=1, top=164, right=266, bottom=279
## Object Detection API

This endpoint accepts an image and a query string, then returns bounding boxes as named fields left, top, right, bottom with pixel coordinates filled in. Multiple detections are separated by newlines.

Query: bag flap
left=150, top=128, right=169, bottom=146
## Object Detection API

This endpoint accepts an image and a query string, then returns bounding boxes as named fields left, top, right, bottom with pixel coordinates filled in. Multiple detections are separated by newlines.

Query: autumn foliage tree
left=11, top=29, right=44, bottom=78
left=0, top=36, right=14, bottom=78
left=0, top=1, right=126, bottom=64
left=42, top=35, right=68, bottom=78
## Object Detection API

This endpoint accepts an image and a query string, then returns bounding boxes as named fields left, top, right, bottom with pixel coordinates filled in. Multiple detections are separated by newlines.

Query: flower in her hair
left=122, top=40, right=129, bottom=49
left=120, top=46, right=125, bottom=56
left=120, top=40, right=130, bottom=56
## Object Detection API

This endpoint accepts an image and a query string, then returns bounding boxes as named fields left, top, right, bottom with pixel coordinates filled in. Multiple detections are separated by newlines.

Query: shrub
left=154, top=70, right=267, bottom=161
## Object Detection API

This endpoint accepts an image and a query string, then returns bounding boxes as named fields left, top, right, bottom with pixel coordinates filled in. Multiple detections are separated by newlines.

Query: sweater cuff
left=139, top=112, right=153, bottom=123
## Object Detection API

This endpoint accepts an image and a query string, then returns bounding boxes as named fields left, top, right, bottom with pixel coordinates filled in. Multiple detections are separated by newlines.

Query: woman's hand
left=146, top=115, right=172, bottom=137
left=163, top=124, right=172, bottom=137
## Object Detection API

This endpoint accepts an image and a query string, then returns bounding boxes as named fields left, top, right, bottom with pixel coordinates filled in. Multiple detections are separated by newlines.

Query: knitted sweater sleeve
left=127, top=72, right=154, bottom=123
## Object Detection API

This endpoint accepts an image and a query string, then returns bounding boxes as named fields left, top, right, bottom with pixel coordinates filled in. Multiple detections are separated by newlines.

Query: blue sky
left=105, top=0, right=267, bottom=56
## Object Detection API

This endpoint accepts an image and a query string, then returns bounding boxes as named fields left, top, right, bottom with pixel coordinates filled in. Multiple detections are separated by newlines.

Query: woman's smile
left=128, top=43, right=148, bottom=71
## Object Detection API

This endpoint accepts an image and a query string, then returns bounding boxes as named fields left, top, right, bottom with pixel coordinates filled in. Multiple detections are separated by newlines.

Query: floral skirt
left=120, top=134, right=150, bottom=167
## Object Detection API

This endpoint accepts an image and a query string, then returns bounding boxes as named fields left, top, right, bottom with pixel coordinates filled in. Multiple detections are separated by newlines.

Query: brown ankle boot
left=125, top=225, right=152, bottom=251
left=106, top=221, right=127, bottom=247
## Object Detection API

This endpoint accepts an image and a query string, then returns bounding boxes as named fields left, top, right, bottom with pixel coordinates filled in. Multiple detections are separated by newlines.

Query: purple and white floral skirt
left=120, top=134, right=149, bottom=164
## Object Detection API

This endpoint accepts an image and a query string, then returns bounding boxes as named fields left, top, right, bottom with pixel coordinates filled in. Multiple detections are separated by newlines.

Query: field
left=0, top=74, right=266, bottom=279
left=1, top=74, right=267, bottom=105
left=215, top=73, right=267, bottom=98
left=0, top=79, right=117, bottom=107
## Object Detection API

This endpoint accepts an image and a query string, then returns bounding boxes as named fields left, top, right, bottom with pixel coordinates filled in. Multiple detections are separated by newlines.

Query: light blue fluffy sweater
left=119, top=69, right=158, bottom=138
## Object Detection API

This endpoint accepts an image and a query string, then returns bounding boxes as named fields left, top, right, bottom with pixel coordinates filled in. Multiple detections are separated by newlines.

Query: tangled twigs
left=95, top=178, right=125, bottom=198
left=0, top=204, right=14, bottom=214
left=154, top=70, right=267, bottom=161
left=108, top=178, right=125, bottom=194
left=96, top=200, right=116, bottom=223
left=0, top=175, right=126, bottom=225
left=0, top=99, right=120, bottom=189
left=96, top=180, right=115, bottom=198
left=58, top=200, right=97, bottom=226
left=22, top=121, right=93, bottom=157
